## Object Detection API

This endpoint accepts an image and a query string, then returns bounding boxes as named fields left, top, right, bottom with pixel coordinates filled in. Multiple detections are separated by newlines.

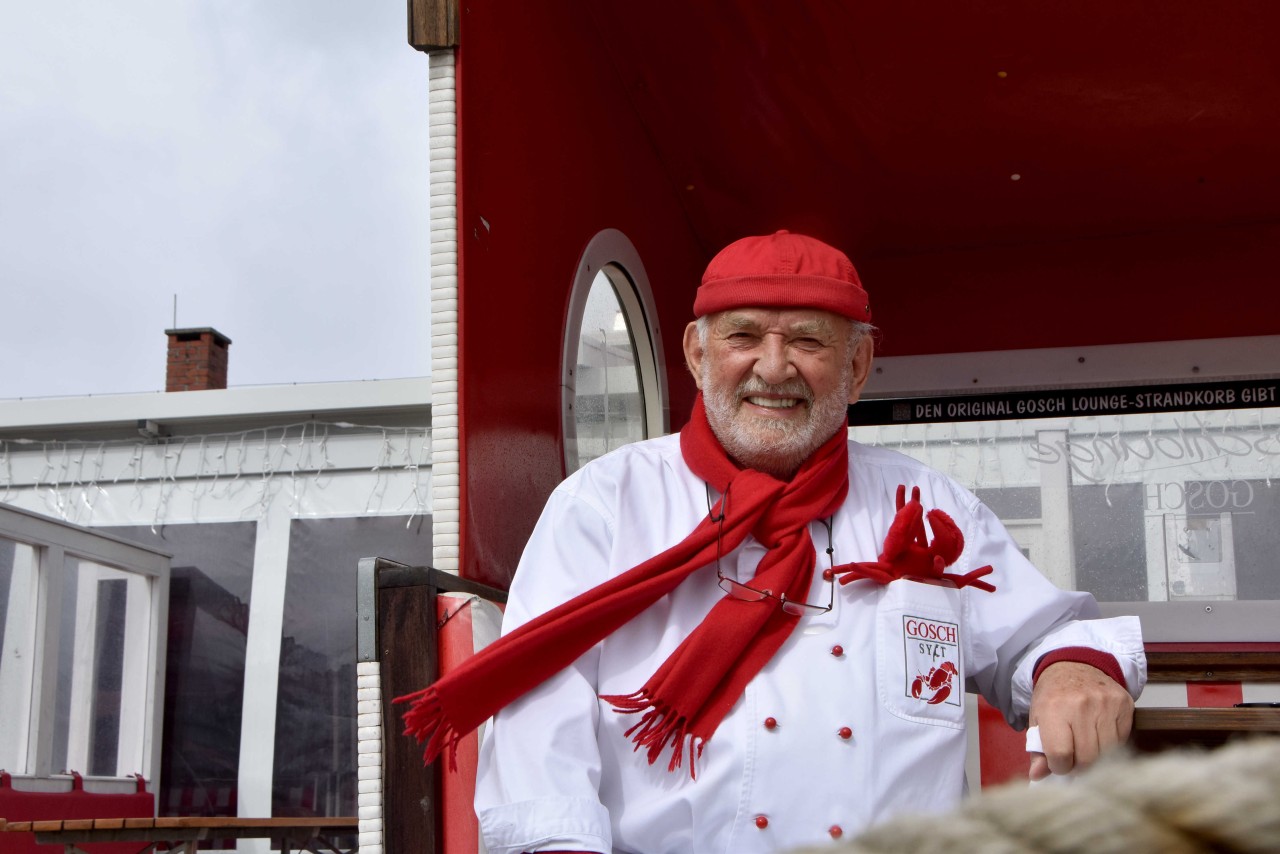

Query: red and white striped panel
left=972, top=679, right=1280, bottom=788
left=436, top=592, right=505, bottom=854
left=1137, top=678, right=1280, bottom=709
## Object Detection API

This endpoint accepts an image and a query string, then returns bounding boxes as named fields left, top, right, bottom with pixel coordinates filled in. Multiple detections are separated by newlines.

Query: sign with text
left=850, top=379, right=1278, bottom=426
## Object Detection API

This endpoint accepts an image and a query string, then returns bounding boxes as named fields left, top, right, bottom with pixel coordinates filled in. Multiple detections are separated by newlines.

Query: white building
left=0, top=373, right=430, bottom=842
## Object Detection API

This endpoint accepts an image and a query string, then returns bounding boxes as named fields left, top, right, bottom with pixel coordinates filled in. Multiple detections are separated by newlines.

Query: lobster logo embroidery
left=903, top=615, right=962, bottom=708
left=911, top=661, right=958, bottom=705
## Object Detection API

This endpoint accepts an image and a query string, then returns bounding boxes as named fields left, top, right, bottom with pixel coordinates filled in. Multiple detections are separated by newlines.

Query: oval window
left=563, top=231, right=666, bottom=474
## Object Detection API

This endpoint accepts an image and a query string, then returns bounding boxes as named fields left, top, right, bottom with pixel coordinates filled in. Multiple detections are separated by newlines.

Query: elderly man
left=400, top=231, right=1145, bottom=853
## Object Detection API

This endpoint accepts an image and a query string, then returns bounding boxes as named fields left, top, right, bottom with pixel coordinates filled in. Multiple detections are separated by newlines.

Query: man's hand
left=1027, top=660, right=1134, bottom=781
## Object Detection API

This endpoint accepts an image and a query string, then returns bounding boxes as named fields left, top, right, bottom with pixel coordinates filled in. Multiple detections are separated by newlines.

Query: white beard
left=701, top=363, right=853, bottom=479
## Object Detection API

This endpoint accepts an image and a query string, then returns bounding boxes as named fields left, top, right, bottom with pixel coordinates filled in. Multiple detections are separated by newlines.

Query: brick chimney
left=165, top=328, right=232, bottom=391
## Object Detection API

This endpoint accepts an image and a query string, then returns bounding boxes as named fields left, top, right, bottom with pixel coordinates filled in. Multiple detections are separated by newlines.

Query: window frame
left=854, top=335, right=1280, bottom=643
left=561, top=229, right=668, bottom=474
left=0, top=503, right=170, bottom=789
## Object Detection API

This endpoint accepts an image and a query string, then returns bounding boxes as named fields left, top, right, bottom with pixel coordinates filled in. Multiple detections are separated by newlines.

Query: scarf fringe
left=602, top=691, right=706, bottom=778
left=396, top=686, right=462, bottom=771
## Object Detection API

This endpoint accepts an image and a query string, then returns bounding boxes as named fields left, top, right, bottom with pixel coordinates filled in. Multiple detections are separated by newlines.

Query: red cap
left=693, top=230, right=871, bottom=322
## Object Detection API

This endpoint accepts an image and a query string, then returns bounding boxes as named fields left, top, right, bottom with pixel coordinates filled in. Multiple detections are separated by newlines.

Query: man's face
left=683, top=307, right=873, bottom=478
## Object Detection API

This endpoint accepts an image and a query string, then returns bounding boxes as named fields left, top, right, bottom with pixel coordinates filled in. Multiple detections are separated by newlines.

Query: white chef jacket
left=475, top=435, right=1146, bottom=854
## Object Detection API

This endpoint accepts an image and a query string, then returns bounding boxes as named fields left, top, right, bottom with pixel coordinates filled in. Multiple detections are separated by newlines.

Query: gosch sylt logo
left=903, top=615, right=961, bottom=707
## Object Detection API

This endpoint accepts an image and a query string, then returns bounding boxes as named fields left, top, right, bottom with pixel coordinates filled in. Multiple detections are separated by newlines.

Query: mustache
left=736, top=376, right=814, bottom=405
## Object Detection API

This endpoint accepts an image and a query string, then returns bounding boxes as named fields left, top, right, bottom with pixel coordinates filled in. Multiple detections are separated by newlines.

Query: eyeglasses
left=706, top=484, right=836, bottom=616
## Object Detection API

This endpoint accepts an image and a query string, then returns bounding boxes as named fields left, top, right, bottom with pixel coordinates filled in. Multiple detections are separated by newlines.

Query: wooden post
left=408, top=0, right=459, bottom=51
left=374, top=564, right=507, bottom=854
left=380, top=580, right=441, bottom=854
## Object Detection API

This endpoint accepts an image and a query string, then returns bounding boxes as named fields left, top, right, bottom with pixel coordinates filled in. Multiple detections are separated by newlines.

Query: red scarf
left=396, top=395, right=849, bottom=776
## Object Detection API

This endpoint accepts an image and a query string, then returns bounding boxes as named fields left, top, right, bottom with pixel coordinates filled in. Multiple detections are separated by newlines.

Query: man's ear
left=682, top=321, right=705, bottom=390
left=847, top=334, right=875, bottom=404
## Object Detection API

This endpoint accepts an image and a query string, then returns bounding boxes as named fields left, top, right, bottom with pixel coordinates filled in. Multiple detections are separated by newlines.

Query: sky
left=0, top=2, right=433, bottom=399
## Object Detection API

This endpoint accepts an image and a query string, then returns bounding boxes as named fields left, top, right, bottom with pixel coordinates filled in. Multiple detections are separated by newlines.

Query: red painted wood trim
left=976, top=696, right=1030, bottom=788
left=438, top=596, right=481, bottom=854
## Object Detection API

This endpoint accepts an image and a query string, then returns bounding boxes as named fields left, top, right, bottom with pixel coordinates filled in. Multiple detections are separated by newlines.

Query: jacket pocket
left=876, top=579, right=966, bottom=728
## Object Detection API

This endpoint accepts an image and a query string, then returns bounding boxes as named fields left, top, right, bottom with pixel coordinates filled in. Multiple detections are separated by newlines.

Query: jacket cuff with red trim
left=1032, top=646, right=1126, bottom=689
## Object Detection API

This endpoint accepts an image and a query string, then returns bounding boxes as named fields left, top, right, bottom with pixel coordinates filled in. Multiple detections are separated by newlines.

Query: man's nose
left=753, top=336, right=796, bottom=384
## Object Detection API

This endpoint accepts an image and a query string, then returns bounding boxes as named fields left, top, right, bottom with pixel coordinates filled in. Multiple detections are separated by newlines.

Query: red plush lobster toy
left=837, top=485, right=996, bottom=592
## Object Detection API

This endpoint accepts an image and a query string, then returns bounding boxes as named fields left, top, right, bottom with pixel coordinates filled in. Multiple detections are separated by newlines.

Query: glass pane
left=89, top=578, right=127, bottom=776
left=0, top=537, right=12, bottom=654
left=852, top=404, right=1280, bottom=603
left=107, top=522, right=256, bottom=818
left=0, top=538, right=38, bottom=772
left=273, top=515, right=430, bottom=818
left=571, top=270, right=646, bottom=470
left=52, top=558, right=149, bottom=777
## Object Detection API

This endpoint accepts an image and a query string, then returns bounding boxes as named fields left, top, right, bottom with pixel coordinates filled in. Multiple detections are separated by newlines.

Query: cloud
left=0, top=1, right=433, bottom=399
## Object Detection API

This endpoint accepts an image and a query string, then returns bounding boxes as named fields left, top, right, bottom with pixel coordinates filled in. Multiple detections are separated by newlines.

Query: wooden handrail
left=1145, top=647, right=1280, bottom=683
left=3, top=815, right=359, bottom=854
left=1135, top=707, right=1280, bottom=731
left=2, top=816, right=359, bottom=833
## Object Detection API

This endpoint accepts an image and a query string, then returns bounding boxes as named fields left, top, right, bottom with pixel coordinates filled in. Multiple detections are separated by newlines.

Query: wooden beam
left=1131, top=706, right=1280, bottom=753
left=408, top=0, right=459, bottom=50
left=1146, top=649, right=1280, bottom=683
left=1135, top=707, right=1280, bottom=732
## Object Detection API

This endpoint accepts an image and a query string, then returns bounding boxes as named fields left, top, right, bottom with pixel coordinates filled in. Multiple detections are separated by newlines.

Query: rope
left=795, top=737, right=1280, bottom=854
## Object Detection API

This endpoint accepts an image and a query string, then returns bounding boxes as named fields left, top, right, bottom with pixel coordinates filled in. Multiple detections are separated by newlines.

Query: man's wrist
left=1032, top=646, right=1126, bottom=689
